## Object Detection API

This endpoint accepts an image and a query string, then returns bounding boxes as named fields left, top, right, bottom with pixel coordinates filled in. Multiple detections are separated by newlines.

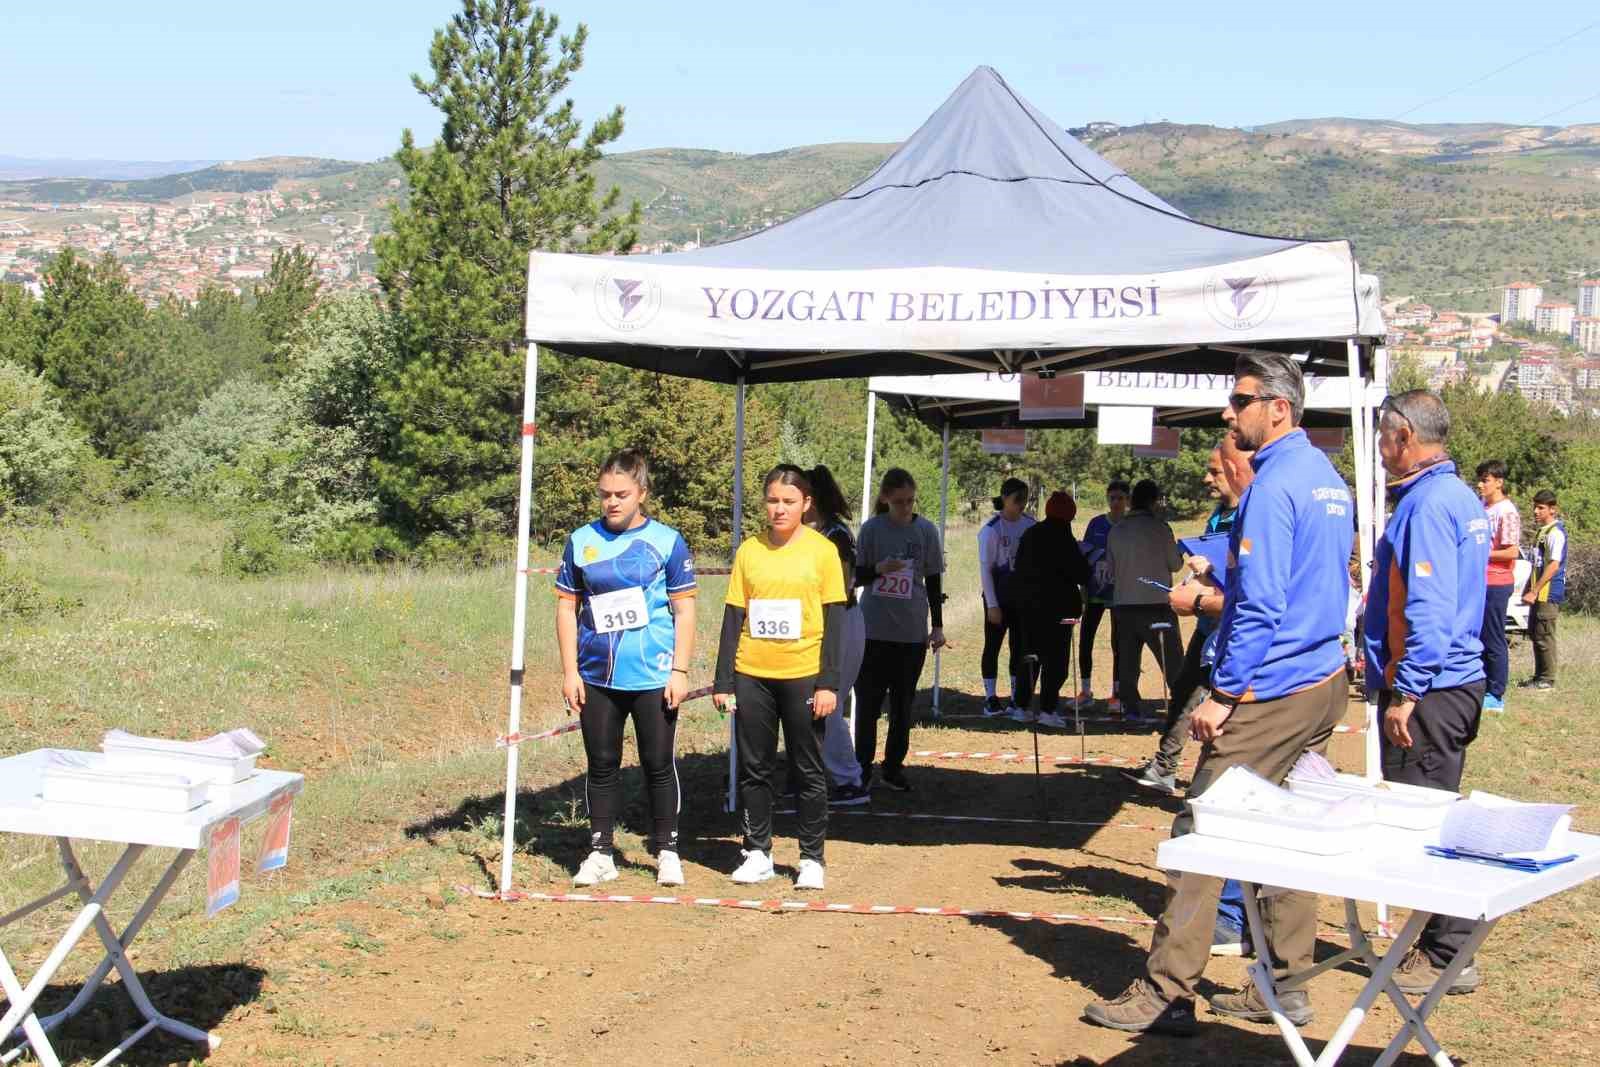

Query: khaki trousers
left=1147, top=672, right=1348, bottom=1002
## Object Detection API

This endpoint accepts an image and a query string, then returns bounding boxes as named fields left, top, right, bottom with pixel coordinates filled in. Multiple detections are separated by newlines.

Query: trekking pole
left=1064, top=616, right=1084, bottom=763
left=1150, top=621, right=1174, bottom=734
left=1022, top=652, right=1046, bottom=819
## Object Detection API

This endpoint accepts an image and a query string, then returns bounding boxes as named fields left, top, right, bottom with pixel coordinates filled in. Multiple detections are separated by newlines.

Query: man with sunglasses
left=1086, top=353, right=1354, bottom=1036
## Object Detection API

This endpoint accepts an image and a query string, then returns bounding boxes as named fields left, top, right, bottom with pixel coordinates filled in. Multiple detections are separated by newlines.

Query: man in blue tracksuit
left=1365, top=389, right=1490, bottom=996
left=1086, top=353, right=1354, bottom=1037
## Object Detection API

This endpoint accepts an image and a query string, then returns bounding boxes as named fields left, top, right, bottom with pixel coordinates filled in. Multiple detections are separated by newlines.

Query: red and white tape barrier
left=468, top=887, right=1158, bottom=927
left=819, top=810, right=1166, bottom=831
left=908, top=750, right=1191, bottom=768
left=521, top=566, right=732, bottom=576
left=937, top=714, right=1368, bottom=735
left=497, top=685, right=716, bottom=747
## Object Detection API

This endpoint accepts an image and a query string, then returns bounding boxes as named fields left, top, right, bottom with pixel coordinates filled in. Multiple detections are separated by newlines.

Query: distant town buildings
left=1501, top=282, right=1543, bottom=323
left=1579, top=279, right=1600, bottom=319
left=1534, top=301, right=1576, bottom=336
left=1574, top=316, right=1600, bottom=356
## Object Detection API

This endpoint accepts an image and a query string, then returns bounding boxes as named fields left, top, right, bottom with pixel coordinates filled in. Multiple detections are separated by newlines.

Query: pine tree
left=0, top=282, right=41, bottom=370
left=374, top=0, right=638, bottom=551
left=253, top=246, right=322, bottom=375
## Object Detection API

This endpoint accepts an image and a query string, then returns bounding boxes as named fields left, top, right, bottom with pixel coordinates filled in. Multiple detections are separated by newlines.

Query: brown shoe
left=1084, top=979, right=1198, bottom=1036
left=1209, top=983, right=1314, bottom=1026
left=1392, top=947, right=1480, bottom=996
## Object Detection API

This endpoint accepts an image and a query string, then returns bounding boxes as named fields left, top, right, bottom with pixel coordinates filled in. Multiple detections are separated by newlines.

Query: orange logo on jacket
left=1413, top=561, right=1433, bottom=578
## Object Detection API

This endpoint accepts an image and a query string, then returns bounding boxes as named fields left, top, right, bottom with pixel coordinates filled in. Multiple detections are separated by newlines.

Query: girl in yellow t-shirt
left=713, top=465, right=846, bottom=890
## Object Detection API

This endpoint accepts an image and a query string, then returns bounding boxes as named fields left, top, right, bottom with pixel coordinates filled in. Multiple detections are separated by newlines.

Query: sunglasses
left=1227, top=392, right=1276, bottom=412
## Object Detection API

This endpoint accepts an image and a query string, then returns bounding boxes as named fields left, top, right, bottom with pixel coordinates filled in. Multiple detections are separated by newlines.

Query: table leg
left=1239, top=882, right=1320, bottom=1067
left=0, top=843, right=144, bottom=1063
left=54, top=841, right=216, bottom=1052
left=1371, top=917, right=1499, bottom=1067
left=0, top=950, right=60, bottom=1067
left=1312, top=908, right=1430, bottom=1066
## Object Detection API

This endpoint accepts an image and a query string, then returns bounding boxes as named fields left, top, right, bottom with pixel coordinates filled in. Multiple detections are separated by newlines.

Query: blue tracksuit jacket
left=1363, top=459, right=1489, bottom=697
left=1211, top=429, right=1355, bottom=703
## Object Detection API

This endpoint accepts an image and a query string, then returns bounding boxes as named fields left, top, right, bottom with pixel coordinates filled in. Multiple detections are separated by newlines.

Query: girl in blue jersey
left=556, top=450, right=698, bottom=888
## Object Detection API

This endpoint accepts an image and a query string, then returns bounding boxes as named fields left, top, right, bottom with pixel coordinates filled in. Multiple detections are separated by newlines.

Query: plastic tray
left=99, top=745, right=258, bottom=786
left=1288, top=774, right=1458, bottom=831
left=1189, top=795, right=1375, bottom=855
left=41, top=763, right=208, bottom=813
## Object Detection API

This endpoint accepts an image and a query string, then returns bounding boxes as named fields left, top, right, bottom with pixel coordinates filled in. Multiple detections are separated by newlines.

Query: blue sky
left=4, top=1, right=1597, bottom=162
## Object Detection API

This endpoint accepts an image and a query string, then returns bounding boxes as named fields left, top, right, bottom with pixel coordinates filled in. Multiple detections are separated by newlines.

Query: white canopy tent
left=501, top=66, right=1388, bottom=896
left=862, top=365, right=1390, bottom=775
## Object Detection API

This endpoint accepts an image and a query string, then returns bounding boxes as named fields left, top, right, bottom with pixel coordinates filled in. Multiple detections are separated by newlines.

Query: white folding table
left=0, top=749, right=303, bottom=1067
left=1157, top=831, right=1600, bottom=1067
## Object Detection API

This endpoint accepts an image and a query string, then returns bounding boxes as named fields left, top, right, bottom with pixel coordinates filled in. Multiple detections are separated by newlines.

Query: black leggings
left=1078, top=602, right=1120, bottom=696
left=855, top=639, right=929, bottom=776
left=735, top=673, right=827, bottom=863
left=579, top=684, right=679, bottom=855
left=980, top=599, right=1030, bottom=703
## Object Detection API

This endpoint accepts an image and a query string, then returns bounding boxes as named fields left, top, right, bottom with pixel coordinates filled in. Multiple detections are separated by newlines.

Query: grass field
left=2, top=501, right=1597, bottom=1065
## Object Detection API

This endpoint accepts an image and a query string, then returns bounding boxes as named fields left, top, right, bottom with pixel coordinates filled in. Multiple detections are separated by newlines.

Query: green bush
left=0, top=361, right=94, bottom=519
left=220, top=516, right=299, bottom=577
left=1563, top=543, right=1599, bottom=617
left=145, top=377, right=285, bottom=504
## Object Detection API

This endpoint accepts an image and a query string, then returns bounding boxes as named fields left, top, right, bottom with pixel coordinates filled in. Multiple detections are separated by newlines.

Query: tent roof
left=526, top=67, right=1385, bottom=382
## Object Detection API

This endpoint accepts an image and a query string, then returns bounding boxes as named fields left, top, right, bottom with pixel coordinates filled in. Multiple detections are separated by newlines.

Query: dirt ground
left=23, top=689, right=1591, bottom=1067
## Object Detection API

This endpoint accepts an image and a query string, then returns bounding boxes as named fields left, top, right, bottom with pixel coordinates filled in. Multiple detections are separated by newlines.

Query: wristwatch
left=1192, top=592, right=1206, bottom=615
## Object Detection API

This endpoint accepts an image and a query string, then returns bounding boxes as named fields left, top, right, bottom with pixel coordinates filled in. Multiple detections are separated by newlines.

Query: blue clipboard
left=1178, top=532, right=1230, bottom=576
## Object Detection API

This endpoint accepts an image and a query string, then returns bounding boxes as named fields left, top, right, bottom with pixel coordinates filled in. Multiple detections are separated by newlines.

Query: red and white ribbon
left=468, top=887, right=1158, bottom=927
left=497, top=685, right=716, bottom=747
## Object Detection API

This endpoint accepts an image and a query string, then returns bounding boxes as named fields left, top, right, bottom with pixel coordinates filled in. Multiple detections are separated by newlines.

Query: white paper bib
left=748, top=598, right=802, bottom=640
left=591, top=587, right=648, bottom=634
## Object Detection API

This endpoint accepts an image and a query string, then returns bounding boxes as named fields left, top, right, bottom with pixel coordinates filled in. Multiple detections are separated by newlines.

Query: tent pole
left=1347, top=343, right=1378, bottom=785
left=726, top=377, right=746, bottom=815
left=499, top=342, right=540, bottom=898
left=1369, top=346, right=1390, bottom=781
left=861, top=389, right=876, bottom=530
left=932, top=420, right=950, bottom=718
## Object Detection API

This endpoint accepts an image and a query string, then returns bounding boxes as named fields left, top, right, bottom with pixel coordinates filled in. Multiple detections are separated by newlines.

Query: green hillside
left=0, top=157, right=362, bottom=203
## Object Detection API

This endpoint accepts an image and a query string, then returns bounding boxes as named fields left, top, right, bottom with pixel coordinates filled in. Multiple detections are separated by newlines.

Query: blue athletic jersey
left=556, top=518, right=696, bottom=691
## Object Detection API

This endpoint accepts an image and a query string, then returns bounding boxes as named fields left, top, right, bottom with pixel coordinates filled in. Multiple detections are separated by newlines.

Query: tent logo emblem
left=1203, top=269, right=1278, bottom=330
left=594, top=272, right=662, bottom=331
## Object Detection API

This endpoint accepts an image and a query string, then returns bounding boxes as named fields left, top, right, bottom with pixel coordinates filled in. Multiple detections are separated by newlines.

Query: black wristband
left=671, top=667, right=689, bottom=675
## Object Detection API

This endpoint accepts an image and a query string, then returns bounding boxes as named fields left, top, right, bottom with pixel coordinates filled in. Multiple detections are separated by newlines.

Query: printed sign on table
left=207, top=817, right=241, bottom=917
left=1132, top=427, right=1182, bottom=459
left=1306, top=428, right=1347, bottom=455
left=1020, top=373, right=1085, bottom=421
left=981, top=429, right=1027, bottom=455
left=257, top=792, right=294, bottom=873
left=1096, top=405, right=1154, bottom=445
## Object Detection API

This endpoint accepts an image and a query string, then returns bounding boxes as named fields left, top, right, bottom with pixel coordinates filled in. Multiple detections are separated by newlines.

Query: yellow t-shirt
left=726, top=525, right=848, bottom=680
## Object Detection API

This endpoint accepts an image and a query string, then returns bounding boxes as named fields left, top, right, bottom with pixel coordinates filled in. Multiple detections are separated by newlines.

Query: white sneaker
left=795, top=858, right=826, bottom=891
left=656, top=849, right=684, bottom=887
left=730, top=849, right=775, bottom=884
left=1037, top=711, right=1069, bottom=729
left=572, top=850, right=618, bottom=887
left=1008, top=705, right=1035, bottom=723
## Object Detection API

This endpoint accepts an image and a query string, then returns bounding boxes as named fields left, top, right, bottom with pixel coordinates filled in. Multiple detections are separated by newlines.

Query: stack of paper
left=1425, top=791, right=1576, bottom=871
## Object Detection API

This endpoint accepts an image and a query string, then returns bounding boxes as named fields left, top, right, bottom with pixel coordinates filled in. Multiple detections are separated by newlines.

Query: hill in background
left=4, top=118, right=1599, bottom=311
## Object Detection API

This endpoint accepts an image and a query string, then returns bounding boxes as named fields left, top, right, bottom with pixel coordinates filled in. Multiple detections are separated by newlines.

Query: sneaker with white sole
left=1036, top=711, right=1069, bottom=729
left=730, top=849, right=775, bottom=884
left=795, top=858, right=826, bottom=890
left=1106, top=697, right=1123, bottom=716
left=1119, top=763, right=1179, bottom=796
left=1070, top=690, right=1095, bottom=711
left=572, top=850, right=618, bottom=887
left=656, top=849, right=684, bottom=887
left=1008, top=705, right=1035, bottom=723
left=982, top=696, right=1010, bottom=717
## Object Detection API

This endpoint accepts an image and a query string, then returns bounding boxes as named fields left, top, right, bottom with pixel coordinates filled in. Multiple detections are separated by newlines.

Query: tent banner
left=1307, top=428, right=1347, bottom=454
left=528, top=243, right=1363, bottom=352
left=981, top=429, right=1027, bottom=455
left=1132, top=427, right=1182, bottom=459
left=1020, top=373, right=1085, bottom=420
left=1097, top=406, right=1155, bottom=445
left=869, top=371, right=1379, bottom=413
